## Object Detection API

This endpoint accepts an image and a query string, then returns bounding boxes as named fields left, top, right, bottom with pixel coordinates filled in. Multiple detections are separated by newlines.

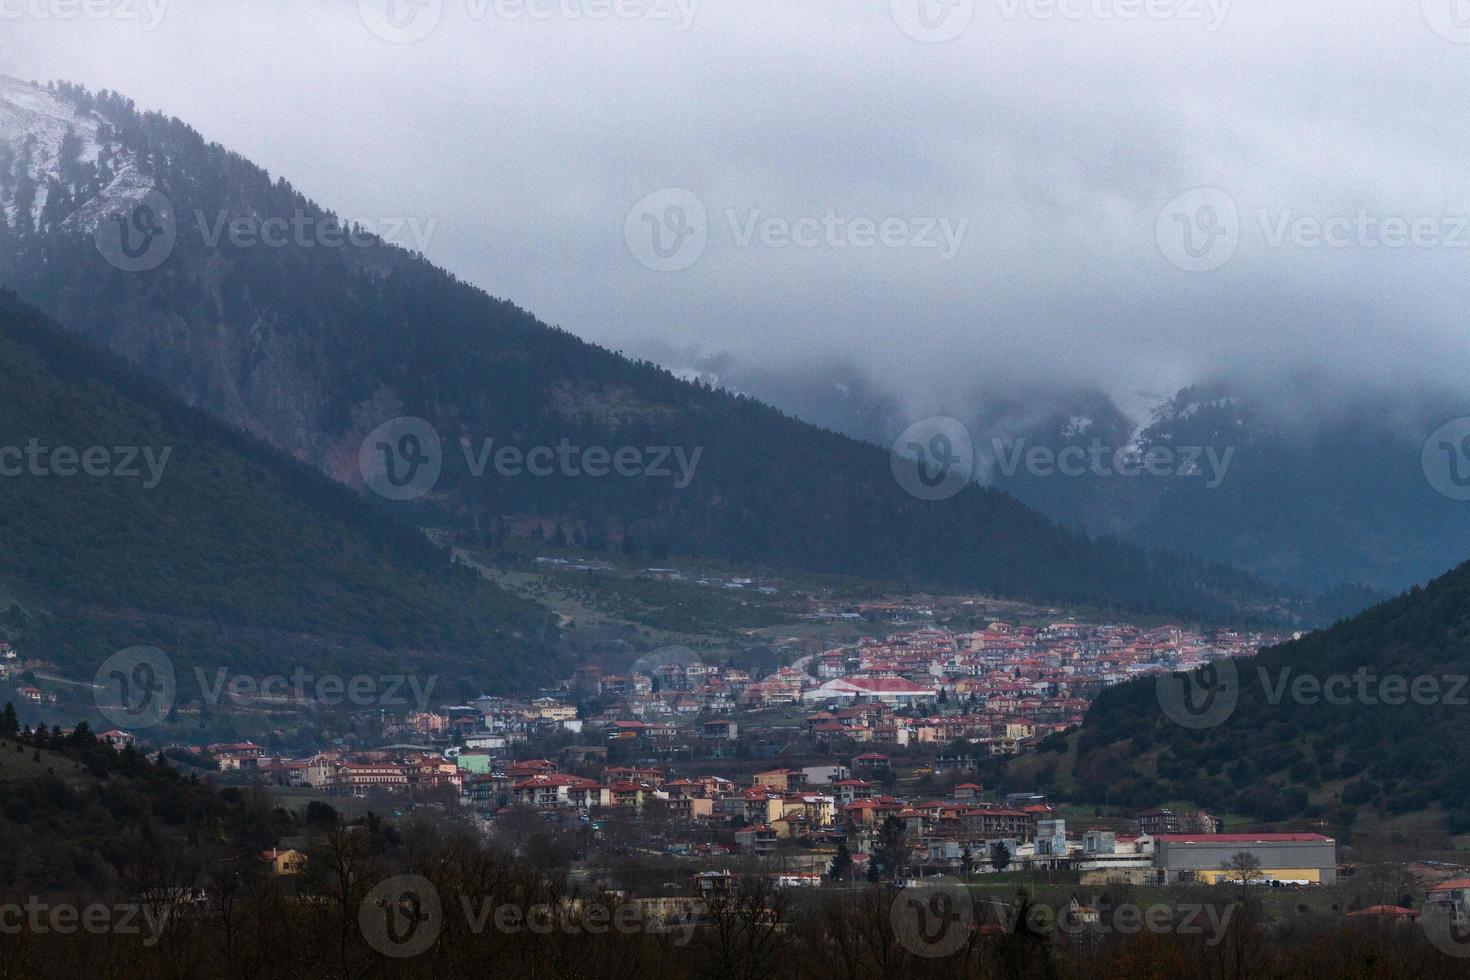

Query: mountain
left=986, top=385, right=1470, bottom=598
left=0, top=289, right=557, bottom=701
left=1025, top=558, right=1470, bottom=829
left=0, top=77, right=1291, bottom=624
left=709, top=353, right=1465, bottom=602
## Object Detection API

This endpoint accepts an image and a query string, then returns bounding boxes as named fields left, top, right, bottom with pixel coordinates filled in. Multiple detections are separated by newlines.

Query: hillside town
left=20, top=620, right=1343, bottom=890
left=9, top=605, right=1469, bottom=962
left=164, top=741, right=1345, bottom=892
left=9, top=618, right=1278, bottom=783
left=52, top=617, right=1278, bottom=778
left=30, top=615, right=1452, bottom=906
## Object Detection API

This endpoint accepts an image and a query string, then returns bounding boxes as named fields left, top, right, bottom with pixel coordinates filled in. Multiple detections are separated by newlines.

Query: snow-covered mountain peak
left=0, top=77, right=150, bottom=233
left=0, top=76, right=101, bottom=168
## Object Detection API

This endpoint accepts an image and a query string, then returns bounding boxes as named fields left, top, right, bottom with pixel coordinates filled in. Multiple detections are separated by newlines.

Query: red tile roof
left=1348, top=906, right=1420, bottom=918
left=1429, top=879, right=1470, bottom=892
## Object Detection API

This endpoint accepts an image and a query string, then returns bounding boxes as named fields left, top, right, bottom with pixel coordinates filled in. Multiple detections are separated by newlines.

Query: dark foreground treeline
left=0, top=730, right=1465, bottom=979
left=3, top=822, right=1467, bottom=980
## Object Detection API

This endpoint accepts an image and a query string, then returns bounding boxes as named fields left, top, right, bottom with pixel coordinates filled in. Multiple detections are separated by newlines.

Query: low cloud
left=4, top=0, right=1467, bottom=424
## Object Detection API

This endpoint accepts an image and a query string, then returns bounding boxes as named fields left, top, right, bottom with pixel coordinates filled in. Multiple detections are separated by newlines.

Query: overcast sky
left=5, top=0, right=1469, bottom=421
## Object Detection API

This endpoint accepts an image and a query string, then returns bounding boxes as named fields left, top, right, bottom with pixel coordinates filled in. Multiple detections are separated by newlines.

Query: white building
left=803, top=676, right=935, bottom=704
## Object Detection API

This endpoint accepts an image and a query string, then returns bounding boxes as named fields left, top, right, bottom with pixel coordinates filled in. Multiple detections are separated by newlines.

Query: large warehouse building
left=1152, top=833, right=1337, bottom=885
left=802, top=676, right=935, bottom=704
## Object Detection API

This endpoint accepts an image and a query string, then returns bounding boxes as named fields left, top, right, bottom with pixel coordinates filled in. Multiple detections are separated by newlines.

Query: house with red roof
left=752, top=768, right=805, bottom=792
left=604, top=765, right=664, bottom=787
left=842, top=796, right=904, bottom=826
left=208, top=741, right=265, bottom=771
left=831, top=778, right=875, bottom=806
left=609, top=781, right=655, bottom=808
left=16, top=684, right=53, bottom=705
left=852, top=752, right=891, bottom=779
left=328, top=761, right=409, bottom=792
left=739, top=786, right=786, bottom=825
left=257, top=758, right=310, bottom=787
left=1428, top=879, right=1470, bottom=928
left=734, top=824, right=778, bottom=856
left=512, top=773, right=601, bottom=808
left=1347, top=905, right=1419, bottom=920
left=260, top=848, right=307, bottom=876
left=957, top=807, right=1029, bottom=838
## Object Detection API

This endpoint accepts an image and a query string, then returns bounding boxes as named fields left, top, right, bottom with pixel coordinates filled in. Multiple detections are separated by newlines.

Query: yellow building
left=1153, top=834, right=1336, bottom=885
left=261, top=848, right=307, bottom=876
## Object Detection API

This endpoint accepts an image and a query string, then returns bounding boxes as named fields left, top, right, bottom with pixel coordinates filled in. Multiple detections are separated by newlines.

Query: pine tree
left=876, top=815, right=907, bottom=881
left=0, top=701, right=17, bottom=738
left=829, top=841, right=853, bottom=881
left=69, top=720, right=94, bottom=748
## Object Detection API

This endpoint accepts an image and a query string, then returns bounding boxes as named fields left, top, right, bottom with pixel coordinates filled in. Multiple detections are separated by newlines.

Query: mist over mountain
left=685, top=351, right=1468, bottom=600
left=0, top=76, right=1300, bottom=624
left=996, top=384, right=1470, bottom=597
left=2, top=9, right=1469, bottom=975
left=9, top=1, right=1469, bottom=432
left=9, top=2, right=1470, bottom=610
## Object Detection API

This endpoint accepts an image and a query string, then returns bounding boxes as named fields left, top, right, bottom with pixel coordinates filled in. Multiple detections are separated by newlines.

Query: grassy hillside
left=0, top=292, right=558, bottom=698
left=0, top=79, right=1297, bottom=626
left=0, top=723, right=294, bottom=898
left=1033, top=559, right=1470, bottom=829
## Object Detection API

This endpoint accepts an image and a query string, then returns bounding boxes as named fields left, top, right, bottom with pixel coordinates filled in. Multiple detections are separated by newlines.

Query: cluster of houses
left=4, top=618, right=1276, bottom=760
left=108, top=730, right=1345, bottom=894
left=365, top=621, right=1274, bottom=760
left=200, top=741, right=465, bottom=795
left=71, top=723, right=1355, bottom=894
left=443, top=754, right=1336, bottom=888
left=0, top=643, right=59, bottom=706
left=71, top=624, right=1263, bottom=818
left=802, top=621, right=1273, bottom=702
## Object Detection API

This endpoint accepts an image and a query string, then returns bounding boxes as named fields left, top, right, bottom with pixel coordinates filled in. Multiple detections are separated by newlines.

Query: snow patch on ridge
left=0, top=76, right=134, bottom=230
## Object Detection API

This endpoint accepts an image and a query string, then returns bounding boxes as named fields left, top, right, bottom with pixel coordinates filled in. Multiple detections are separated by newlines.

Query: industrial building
left=1152, top=833, right=1337, bottom=885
